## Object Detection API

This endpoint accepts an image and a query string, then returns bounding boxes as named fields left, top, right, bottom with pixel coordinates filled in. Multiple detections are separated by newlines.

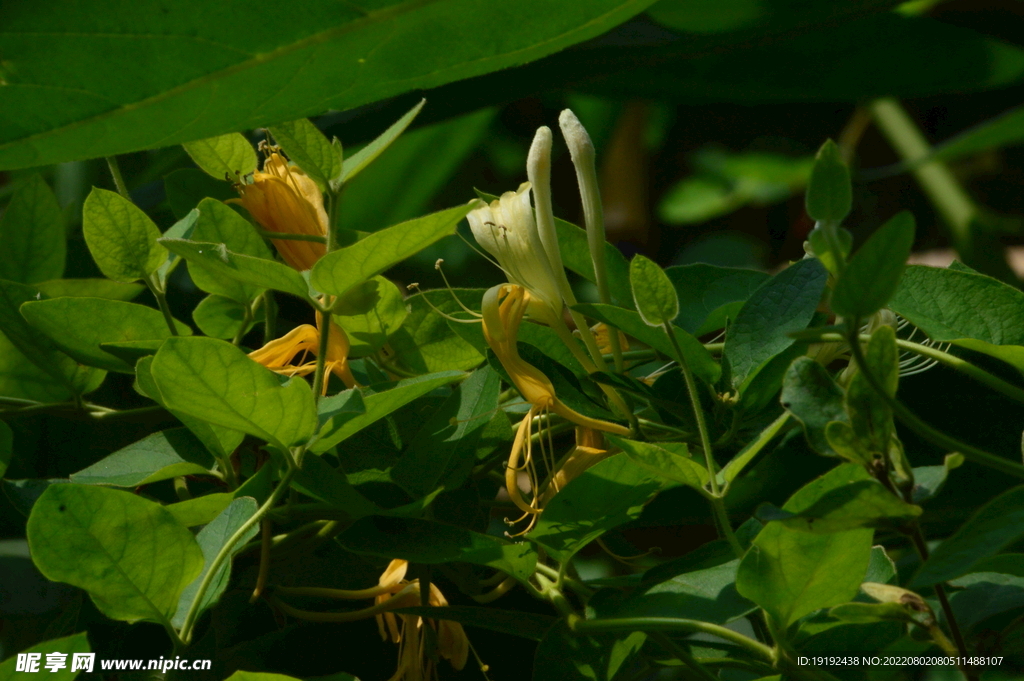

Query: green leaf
left=183, top=133, right=257, bottom=181
left=192, top=294, right=261, bottom=340
left=21, top=297, right=191, bottom=373
left=268, top=119, right=341, bottom=188
left=556, top=218, right=634, bottom=310
left=71, top=428, right=215, bottom=487
left=160, top=239, right=309, bottom=300
left=596, top=559, right=755, bottom=624
left=311, top=204, right=472, bottom=297
left=805, top=140, right=852, bottom=223
left=157, top=209, right=200, bottom=285
left=26, top=483, right=203, bottom=624
left=338, top=516, right=537, bottom=582
left=164, top=493, right=234, bottom=527
left=832, top=212, right=915, bottom=318
left=574, top=303, right=720, bottom=385
left=629, top=255, right=679, bottom=326
left=529, top=453, right=665, bottom=560
left=0, top=3, right=655, bottom=170
left=333, top=276, right=407, bottom=356
left=391, top=365, right=506, bottom=497
left=292, top=452, right=378, bottom=519
left=912, top=485, right=1024, bottom=587
left=664, top=263, right=769, bottom=335
left=845, top=325, right=899, bottom=460
left=82, top=188, right=166, bottom=283
left=911, top=453, right=964, bottom=504
left=724, top=257, right=827, bottom=389
left=933, top=104, right=1024, bottom=163
left=533, top=621, right=645, bottom=681
left=188, top=198, right=274, bottom=303
left=134, top=355, right=245, bottom=462
left=0, top=632, right=90, bottom=681
left=0, top=330, right=72, bottom=403
left=340, top=99, right=423, bottom=184
left=781, top=357, right=848, bottom=458
left=889, top=265, right=1024, bottom=370
left=736, top=464, right=874, bottom=626
left=390, top=288, right=486, bottom=373
left=394, top=605, right=555, bottom=641
left=0, top=175, right=65, bottom=284
left=35, top=278, right=144, bottom=301
left=756, top=480, right=921, bottom=533
left=609, top=436, right=708, bottom=491
left=0, top=279, right=106, bottom=398
left=312, top=371, right=465, bottom=453
left=948, top=568, right=1024, bottom=632
left=151, top=336, right=317, bottom=449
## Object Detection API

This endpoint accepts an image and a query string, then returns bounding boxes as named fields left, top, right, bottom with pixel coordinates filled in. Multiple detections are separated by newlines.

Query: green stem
left=232, top=303, right=254, bottom=346
left=310, top=310, right=332, bottom=399
left=870, top=98, right=975, bottom=248
left=845, top=322, right=1024, bottom=479
left=720, top=411, right=792, bottom=493
left=256, top=229, right=326, bottom=243
left=571, top=616, right=774, bottom=663
left=709, top=496, right=744, bottom=557
left=648, top=631, right=718, bottom=681
left=663, top=323, right=719, bottom=497
left=105, top=156, right=131, bottom=200
left=179, top=455, right=297, bottom=644
left=145, top=275, right=179, bottom=336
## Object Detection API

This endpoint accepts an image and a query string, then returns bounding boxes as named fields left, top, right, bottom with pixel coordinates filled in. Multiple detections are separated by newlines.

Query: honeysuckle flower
left=374, top=559, right=470, bottom=681
left=482, top=284, right=629, bottom=528
left=467, top=183, right=565, bottom=327
left=248, top=311, right=357, bottom=393
left=230, top=150, right=327, bottom=271
left=537, top=428, right=611, bottom=508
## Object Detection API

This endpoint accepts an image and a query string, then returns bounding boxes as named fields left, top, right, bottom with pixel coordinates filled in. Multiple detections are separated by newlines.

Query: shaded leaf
left=0, top=175, right=65, bottom=284
left=161, top=239, right=308, bottom=300
left=71, top=428, right=215, bottom=487
left=805, top=139, right=851, bottom=223
left=664, top=263, right=769, bottom=335
left=183, top=133, right=257, bottom=181
left=832, top=212, right=915, bottom=318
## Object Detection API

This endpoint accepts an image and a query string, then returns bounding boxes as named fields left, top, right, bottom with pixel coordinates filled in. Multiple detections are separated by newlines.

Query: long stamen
left=435, top=259, right=482, bottom=318
left=406, top=283, right=482, bottom=324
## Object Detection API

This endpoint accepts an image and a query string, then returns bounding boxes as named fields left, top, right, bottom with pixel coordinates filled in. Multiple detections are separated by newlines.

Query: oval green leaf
left=82, top=188, right=166, bottom=283
left=832, top=211, right=915, bottom=318
left=629, top=254, right=679, bottom=326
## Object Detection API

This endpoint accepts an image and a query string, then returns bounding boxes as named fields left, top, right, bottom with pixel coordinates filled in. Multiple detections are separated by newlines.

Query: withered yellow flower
left=248, top=312, right=357, bottom=393
left=374, top=559, right=469, bottom=681
left=231, top=151, right=327, bottom=271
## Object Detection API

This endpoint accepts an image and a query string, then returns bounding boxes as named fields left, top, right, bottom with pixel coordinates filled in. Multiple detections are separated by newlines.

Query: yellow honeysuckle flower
left=467, top=183, right=565, bottom=327
left=537, top=428, right=612, bottom=508
left=230, top=151, right=327, bottom=271
left=482, top=284, right=629, bottom=528
left=248, top=312, right=357, bottom=393
left=374, top=559, right=470, bottom=681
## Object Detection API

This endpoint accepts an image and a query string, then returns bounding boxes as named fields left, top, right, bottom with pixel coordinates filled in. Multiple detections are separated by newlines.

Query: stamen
left=406, top=283, right=482, bottom=325
left=435, top=259, right=483, bottom=318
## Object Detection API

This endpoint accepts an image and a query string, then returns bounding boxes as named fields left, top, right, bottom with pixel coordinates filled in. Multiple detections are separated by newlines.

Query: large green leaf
left=594, top=559, right=755, bottom=624
left=0, top=632, right=89, bottom=681
left=311, top=204, right=472, bottom=297
left=0, top=279, right=106, bottom=398
left=724, top=257, right=827, bottom=389
left=781, top=357, right=848, bottom=458
left=756, top=480, right=921, bottom=533
left=664, top=263, right=768, bottom=335
left=333, top=276, right=408, bottom=356
left=188, top=198, right=274, bottom=303
left=21, top=297, right=190, bottom=373
left=912, top=485, right=1024, bottom=587
left=82, top=188, right=166, bottom=283
left=629, top=255, right=679, bottom=326
left=832, top=212, right=915, bottom=318
left=609, top=436, right=708, bottom=492
left=312, top=371, right=465, bottom=453
left=164, top=493, right=235, bottom=527
left=0, top=175, right=65, bottom=284
left=391, top=365, right=507, bottom=497
left=26, top=483, right=204, bottom=625
left=528, top=453, right=665, bottom=560
left=35, top=278, right=144, bottom=301
left=161, top=239, right=310, bottom=300
left=736, top=464, right=874, bottom=626
left=0, top=1, right=656, bottom=169
left=889, top=265, right=1024, bottom=370
left=556, top=218, right=634, bottom=310
left=171, top=497, right=259, bottom=629
left=71, top=428, right=215, bottom=487
left=338, top=516, right=537, bottom=582
left=182, top=133, right=257, bottom=181
left=390, top=288, right=486, bottom=373
left=151, top=336, right=317, bottom=449
left=269, top=118, right=342, bottom=189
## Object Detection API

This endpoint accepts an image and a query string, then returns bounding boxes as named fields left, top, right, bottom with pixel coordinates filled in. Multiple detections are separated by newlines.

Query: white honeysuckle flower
left=527, top=126, right=576, bottom=304
left=466, top=182, right=564, bottom=325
